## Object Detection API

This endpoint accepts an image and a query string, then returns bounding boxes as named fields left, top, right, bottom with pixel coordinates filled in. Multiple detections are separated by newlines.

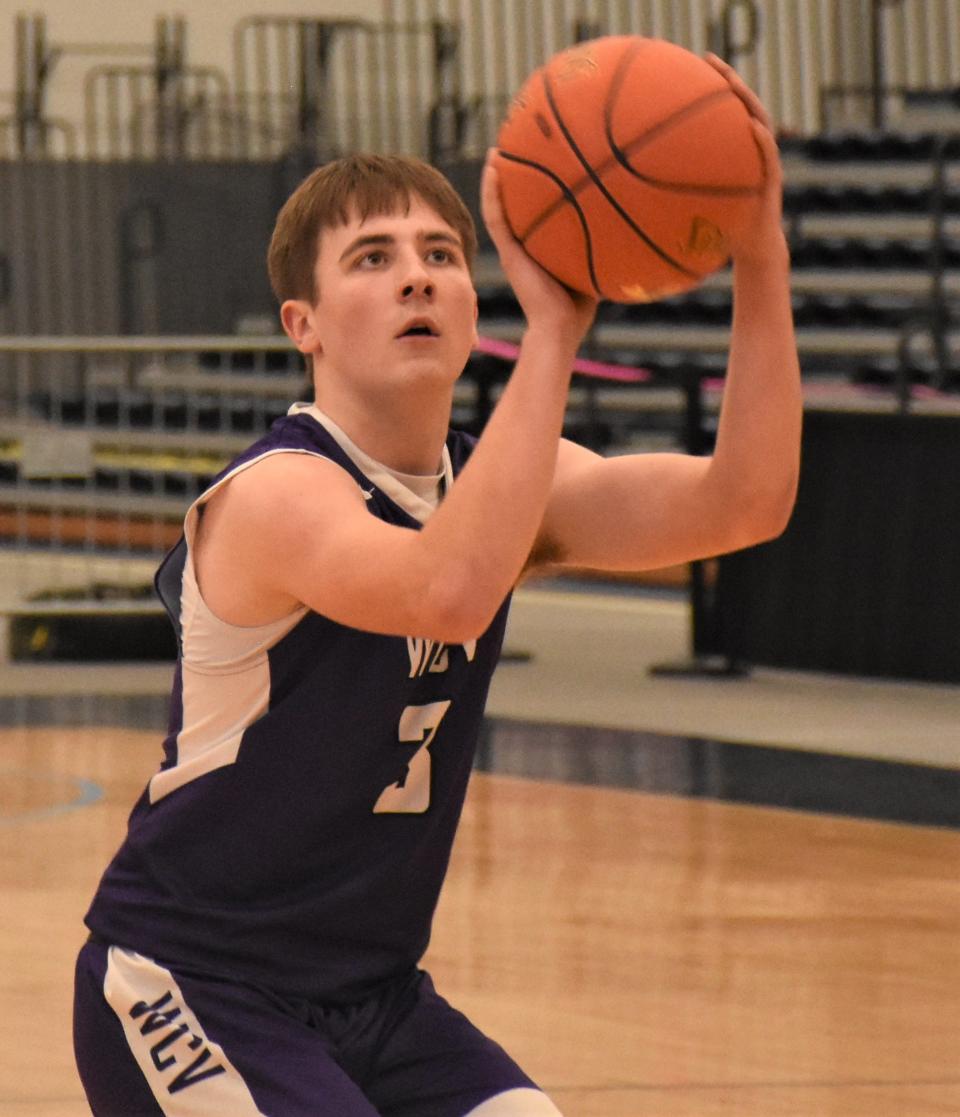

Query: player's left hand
left=704, top=53, right=787, bottom=266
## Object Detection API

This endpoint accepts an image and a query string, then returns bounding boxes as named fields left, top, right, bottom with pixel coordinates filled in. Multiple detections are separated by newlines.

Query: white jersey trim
left=103, top=946, right=267, bottom=1115
left=464, top=1087, right=565, bottom=1116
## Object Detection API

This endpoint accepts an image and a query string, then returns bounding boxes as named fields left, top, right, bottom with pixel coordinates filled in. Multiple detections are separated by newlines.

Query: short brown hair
left=267, top=153, right=478, bottom=304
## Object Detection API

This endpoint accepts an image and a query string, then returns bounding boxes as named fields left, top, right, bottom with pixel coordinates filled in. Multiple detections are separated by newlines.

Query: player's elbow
left=765, top=485, right=798, bottom=540
left=765, top=465, right=800, bottom=537
left=420, top=605, right=494, bottom=647
left=733, top=474, right=798, bottom=548
left=420, top=572, right=503, bottom=645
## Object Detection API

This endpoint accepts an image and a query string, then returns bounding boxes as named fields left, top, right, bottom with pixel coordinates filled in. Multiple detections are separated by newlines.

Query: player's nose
left=397, top=252, right=434, bottom=300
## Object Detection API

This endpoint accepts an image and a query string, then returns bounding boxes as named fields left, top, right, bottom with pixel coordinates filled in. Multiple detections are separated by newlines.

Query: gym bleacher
left=0, top=1, right=958, bottom=678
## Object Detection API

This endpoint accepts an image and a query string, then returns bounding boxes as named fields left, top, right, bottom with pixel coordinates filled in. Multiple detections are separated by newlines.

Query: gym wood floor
left=1, top=588, right=958, bottom=1116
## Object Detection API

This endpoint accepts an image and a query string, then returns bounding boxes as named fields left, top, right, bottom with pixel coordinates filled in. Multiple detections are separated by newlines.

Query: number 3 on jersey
left=373, top=700, right=451, bottom=814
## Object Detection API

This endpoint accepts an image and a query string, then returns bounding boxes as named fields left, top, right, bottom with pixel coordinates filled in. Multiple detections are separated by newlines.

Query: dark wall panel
left=0, top=160, right=281, bottom=335
left=716, top=410, right=960, bottom=682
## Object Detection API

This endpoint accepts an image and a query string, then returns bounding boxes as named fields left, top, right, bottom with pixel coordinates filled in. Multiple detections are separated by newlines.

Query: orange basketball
left=493, top=36, right=765, bottom=302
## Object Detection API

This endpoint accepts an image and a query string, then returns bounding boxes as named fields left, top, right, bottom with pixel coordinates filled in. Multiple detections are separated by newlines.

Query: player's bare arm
left=530, top=59, right=801, bottom=574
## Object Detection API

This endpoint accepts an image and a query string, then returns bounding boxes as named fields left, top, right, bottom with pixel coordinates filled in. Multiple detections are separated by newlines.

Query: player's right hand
left=481, top=150, right=598, bottom=351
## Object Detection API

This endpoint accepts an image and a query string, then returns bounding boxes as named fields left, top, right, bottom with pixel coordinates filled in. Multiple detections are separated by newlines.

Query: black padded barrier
left=713, top=409, right=960, bottom=683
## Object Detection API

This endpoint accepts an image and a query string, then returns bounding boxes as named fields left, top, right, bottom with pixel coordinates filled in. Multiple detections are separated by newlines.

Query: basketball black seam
left=527, top=109, right=763, bottom=240
left=495, top=149, right=603, bottom=297
left=607, top=92, right=764, bottom=196
left=605, top=82, right=762, bottom=195
left=604, top=37, right=648, bottom=154
left=542, top=65, right=700, bottom=280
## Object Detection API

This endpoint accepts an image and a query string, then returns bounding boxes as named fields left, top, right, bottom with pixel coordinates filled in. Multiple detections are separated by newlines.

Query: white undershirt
left=289, top=403, right=452, bottom=521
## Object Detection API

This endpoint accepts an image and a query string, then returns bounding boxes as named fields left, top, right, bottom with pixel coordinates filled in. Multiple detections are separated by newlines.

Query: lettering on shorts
left=128, top=989, right=227, bottom=1095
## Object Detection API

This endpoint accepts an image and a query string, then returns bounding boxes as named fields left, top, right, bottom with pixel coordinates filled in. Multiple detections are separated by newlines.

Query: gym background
left=0, top=0, right=957, bottom=679
left=1, top=4, right=959, bottom=1116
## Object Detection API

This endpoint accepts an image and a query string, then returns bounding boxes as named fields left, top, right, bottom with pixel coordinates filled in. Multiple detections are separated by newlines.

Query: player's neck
left=311, top=382, right=452, bottom=476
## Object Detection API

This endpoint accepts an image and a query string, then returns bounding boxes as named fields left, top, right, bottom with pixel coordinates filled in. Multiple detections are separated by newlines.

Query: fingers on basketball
left=704, top=52, right=774, bottom=132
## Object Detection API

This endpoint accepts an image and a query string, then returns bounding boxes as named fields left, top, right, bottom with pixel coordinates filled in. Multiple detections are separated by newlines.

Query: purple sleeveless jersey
left=84, top=412, right=511, bottom=1003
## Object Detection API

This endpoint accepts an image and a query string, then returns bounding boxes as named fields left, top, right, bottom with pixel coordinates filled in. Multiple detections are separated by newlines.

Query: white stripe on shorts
left=464, top=1087, right=564, bottom=1116
left=103, top=946, right=266, bottom=1116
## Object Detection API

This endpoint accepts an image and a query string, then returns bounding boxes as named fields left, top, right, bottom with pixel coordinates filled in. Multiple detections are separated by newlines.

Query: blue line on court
left=0, top=769, right=104, bottom=824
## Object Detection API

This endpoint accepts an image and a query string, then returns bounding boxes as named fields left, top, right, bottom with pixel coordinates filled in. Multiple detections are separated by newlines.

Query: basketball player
left=73, top=57, right=800, bottom=1116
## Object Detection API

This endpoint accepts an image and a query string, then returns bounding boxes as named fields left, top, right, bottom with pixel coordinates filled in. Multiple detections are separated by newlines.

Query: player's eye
left=357, top=250, right=388, bottom=268
left=427, top=247, right=453, bottom=264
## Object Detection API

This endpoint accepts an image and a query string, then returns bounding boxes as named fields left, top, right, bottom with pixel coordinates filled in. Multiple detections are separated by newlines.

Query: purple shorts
left=73, top=939, right=552, bottom=1116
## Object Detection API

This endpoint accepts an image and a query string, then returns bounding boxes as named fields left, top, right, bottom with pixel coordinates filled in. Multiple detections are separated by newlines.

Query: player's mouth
left=396, top=317, right=440, bottom=340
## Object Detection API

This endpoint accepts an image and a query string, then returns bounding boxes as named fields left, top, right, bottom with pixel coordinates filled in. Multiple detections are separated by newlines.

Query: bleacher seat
left=803, top=131, right=960, bottom=162
left=475, top=289, right=522, bottom=319
left=785, top=181, right=960, bottom=216
left=605, top=289, right=733, bottom=328
left=789, top=236, right=954, bottom=269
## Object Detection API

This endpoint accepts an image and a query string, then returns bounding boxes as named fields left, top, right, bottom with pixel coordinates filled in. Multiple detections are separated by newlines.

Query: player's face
left=308, top=197, right=478, bottom=391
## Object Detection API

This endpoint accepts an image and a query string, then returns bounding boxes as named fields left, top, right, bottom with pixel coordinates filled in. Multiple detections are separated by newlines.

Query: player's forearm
left=415, top=326, right=577, bottom=639
left=711, top=241, right=802, bottom=538
left=407, top=150, right=595, bottom=642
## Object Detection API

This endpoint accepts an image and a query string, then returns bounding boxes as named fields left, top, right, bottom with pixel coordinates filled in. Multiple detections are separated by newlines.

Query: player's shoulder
left=214, top=449, right=362, bottom=520
left=199, top=415, right=365, bottom=529
left=212, top=410, right=359, bottom=496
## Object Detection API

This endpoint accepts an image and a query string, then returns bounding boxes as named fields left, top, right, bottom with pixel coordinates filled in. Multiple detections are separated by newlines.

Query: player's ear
left=280, top=299, right=323, bottom=355
left=471, top=293, right=480, bottom=347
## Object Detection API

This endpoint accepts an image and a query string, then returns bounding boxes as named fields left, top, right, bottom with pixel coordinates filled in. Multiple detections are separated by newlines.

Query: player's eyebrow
left=338, top=229, right=463, bottom=262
